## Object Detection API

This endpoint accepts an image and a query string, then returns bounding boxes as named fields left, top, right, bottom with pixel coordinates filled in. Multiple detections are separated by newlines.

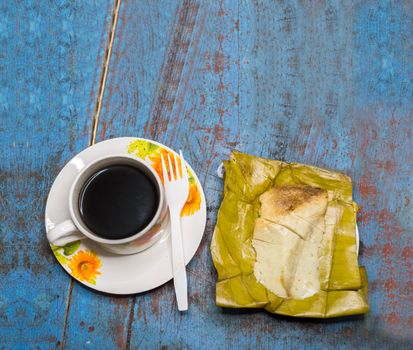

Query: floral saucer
left=45, top=137, right=207, bottom=294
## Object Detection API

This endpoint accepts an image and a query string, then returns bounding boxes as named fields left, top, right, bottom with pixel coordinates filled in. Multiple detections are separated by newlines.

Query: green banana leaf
left=211, top=151, right=369, bottom=318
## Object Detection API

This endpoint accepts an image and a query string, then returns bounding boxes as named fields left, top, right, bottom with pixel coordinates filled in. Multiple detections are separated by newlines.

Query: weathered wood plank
left=0, top=0, right=112, bottom=348
left=233, top=1, right=413, bottom=347
left=61, top=1, right=182, bottom=349
left=98, top=0, right=243, bottom=348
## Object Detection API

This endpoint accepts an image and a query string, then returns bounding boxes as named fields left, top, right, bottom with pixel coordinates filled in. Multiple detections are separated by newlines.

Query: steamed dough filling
left=252, top=185, right=328, bottom=299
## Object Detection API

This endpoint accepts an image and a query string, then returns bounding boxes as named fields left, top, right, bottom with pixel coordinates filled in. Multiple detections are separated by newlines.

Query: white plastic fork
left=161, top=150, right=189, bottom=311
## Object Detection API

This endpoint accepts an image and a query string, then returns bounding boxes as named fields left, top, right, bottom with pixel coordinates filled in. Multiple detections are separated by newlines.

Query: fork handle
left=170, top=211, right=188, bottom=311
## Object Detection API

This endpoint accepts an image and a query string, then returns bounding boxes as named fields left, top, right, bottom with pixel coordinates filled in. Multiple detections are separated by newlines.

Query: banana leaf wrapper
left=211, top=151, right=369, bottom=318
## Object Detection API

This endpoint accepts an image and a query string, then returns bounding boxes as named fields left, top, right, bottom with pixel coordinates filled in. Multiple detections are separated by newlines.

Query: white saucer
left=45, top=137, right=207, bottom=294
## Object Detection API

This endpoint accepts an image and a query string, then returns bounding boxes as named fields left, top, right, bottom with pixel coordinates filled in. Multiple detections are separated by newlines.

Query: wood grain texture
left=1, top=0, right=412, bottom=349
left=0, top=0, right=112, bottom=348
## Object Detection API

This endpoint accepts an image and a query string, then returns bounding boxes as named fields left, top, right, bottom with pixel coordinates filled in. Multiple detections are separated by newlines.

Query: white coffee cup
left=47, top=154, right=168, bottom=255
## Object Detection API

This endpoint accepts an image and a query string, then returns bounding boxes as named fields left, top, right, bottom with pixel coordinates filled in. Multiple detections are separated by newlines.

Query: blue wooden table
left=1, top=1, right=412, bottom=349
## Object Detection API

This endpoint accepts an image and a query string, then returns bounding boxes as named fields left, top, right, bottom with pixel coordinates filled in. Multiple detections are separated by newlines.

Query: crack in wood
left=89, top=0, right=122, bottom=146
left=60, top=279, right=74, bottom=349
left=125, top=296, right=137, bottom=350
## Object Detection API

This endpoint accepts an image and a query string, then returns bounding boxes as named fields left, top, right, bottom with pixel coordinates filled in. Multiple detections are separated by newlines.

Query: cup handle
left=47, top=219, right=85, bottom=246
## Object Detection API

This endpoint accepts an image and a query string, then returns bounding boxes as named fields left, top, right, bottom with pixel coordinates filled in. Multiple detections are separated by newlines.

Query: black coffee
left=79, top=164, right=159, bottom=240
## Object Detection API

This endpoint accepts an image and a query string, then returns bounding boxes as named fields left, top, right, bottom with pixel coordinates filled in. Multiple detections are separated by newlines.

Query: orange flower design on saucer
left=68, top=250, right=102, bottom=285
left=128, top=140, right=202, bottom=217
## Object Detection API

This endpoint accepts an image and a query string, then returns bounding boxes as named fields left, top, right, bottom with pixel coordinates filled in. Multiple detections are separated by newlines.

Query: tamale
left=211, top=151, right=369, bottom=318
